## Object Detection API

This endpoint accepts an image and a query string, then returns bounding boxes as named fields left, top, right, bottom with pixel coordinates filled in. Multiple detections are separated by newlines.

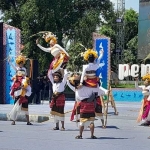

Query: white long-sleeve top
left=135, top=81, right=150, bottom=100
left=80, top=51, right=103, bottom=83
left=67, top=80, right=107, bottom=101
left=25, top=85, right=32, bottom=97
left=99, top=86, right=108, bottom=95
left=37, top=43, right=69, bottom=57
left=48, top=69, right=68, bottom=93
left=14, top=85, right=31, bottom=97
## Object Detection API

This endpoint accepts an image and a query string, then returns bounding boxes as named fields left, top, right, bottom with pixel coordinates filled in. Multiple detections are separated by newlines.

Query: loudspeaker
left=25, top=59, right=39, bottom=80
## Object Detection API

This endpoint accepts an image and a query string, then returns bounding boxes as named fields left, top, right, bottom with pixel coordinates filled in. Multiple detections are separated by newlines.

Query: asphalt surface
left=0, top=101, right=150, bottom=150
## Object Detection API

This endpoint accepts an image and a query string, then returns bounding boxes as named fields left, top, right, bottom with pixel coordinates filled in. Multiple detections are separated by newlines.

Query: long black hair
left=88, top=54, right=95, bottom=63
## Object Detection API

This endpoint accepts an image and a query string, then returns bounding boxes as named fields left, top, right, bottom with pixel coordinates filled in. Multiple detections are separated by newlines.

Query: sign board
left=93, top=33, right=110, bottom=89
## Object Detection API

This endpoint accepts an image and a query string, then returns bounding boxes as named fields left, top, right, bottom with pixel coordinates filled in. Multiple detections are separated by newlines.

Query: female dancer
left=136, top=74, right=150, bottom=126
left=36, top=32, right=69, bottom=73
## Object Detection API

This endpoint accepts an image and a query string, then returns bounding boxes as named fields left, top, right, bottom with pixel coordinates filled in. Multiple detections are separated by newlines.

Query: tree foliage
left=1, top=1, right=139, bottom=72
left=100, top=8, right=138, bottom=66
left=0, top=0, right=114, bottom=72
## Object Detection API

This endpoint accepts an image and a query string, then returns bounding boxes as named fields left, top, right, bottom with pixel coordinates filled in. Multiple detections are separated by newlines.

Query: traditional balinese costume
left=9, top=54, right=27, bottom=76
left=67, top=73, right=81, bottom=121
left=36, top=32, right=69, bottom=73
left=48, top=69, right=68, bottom=130
left=80, top=49, right=103, bottom=87
left=68, top=73, right=108, bottom=124
left=67, top=73, right=99, bottom=139
left=10, top=55, right=27, bottom=98
left=9, top=55, right=32, bottom=125
left=136, top=74, right=150, bottom=126
left=9, top=77, right=32, bottom=125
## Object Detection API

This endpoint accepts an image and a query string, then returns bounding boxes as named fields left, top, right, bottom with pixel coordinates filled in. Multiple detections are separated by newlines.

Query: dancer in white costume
left=48, top=68, right=68, bottom=130
left=77, top=48, right=108, bottom=128
left=9, top=55, right=27, bottom=99
left=136, top=74, right=150, bottom=126
left=67, top=73, right=108, bottom=139
left=36, top=32, right=69, bottom=73
left=79, top=48, right=104, bottom=88
left=9, top=71, right=32, bottom=125
left=8, top=54, right=27, bottom=78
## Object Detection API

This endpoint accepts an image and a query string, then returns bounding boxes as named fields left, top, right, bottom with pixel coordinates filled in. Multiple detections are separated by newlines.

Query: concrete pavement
left=0, top=101, right=150, bottom=150
left=0, top=100, right=143, bottom=123
left=0, top=101, right=75, bottom=123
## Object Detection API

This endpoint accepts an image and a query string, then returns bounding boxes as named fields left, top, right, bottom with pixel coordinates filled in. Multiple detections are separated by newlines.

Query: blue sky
left=110, top=0, right=139, bottom=12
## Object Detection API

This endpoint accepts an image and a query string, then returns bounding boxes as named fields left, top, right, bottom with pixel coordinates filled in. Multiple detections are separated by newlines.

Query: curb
left=0, top=113, right=50, bottom=123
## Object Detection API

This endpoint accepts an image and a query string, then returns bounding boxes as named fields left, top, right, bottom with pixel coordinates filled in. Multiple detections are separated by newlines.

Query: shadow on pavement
left=95, top=125, right=119, bottom=129
left=64, top=129, right=79, bottom=131
left=85, top=137, right=129, bottom=140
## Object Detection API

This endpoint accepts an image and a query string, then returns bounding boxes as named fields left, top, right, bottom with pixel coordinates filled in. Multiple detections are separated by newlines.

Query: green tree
left=124, top=35, right=138, bottom=64
left=124, top=9, right=138, bottom=44
left=99, top=8, right=138, bottom=66
left=0, top=0, right=115, bottom=72
left=123, top=9, right=138, bottom=64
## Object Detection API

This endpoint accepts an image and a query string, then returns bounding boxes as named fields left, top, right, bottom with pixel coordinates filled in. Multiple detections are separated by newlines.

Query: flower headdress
left=16, top=55, right=26, bottom=65
left=69, top=73, right=81, bottom=87
left=83, top=49, right=98, bottom=61
left=42, top=32, right=57, bottom=43
left=142, top=74, right=150, bottom=82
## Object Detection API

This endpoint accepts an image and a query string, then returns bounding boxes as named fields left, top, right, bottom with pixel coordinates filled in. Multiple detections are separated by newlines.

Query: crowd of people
left=7, top=31, right=150, bottom=139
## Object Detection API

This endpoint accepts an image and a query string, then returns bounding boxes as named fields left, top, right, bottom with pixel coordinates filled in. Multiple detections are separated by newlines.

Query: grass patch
left=111, top=84, right=135, bottom=88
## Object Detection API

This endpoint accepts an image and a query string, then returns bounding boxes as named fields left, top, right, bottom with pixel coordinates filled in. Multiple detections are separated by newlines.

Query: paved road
left=0, top=101, right=150, bottom=150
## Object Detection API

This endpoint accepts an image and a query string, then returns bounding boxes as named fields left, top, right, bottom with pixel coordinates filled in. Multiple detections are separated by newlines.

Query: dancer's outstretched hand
left=36, top=38, right=39, bottom=45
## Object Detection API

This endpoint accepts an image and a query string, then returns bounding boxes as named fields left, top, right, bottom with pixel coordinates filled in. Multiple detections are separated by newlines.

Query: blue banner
left=112, top=89, right=143, bottom=102
left=94, top=38, right=110, bottom=89
left=6, top=29, right=16, bottom=104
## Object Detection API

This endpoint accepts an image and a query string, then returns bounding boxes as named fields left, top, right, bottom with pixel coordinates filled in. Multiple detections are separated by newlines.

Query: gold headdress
left=30, top=31, right=57, bottom=43
left=142, top=74, right=150, bottom=82
left=83, top=49, right=98, bottom=61
left=16, top=55, right=26, bottom=65
left=42, top=32, right=57, bottom=43
left=69, top=73, right=81, bottom=87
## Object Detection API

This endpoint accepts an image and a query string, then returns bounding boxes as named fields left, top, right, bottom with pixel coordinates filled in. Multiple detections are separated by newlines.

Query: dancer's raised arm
left=96, top=49, right=104, bottom=64
left=67, top=80, right=75, bottom=92
left=8, top=58, right=17, bottom=71
left=36, top=39, right=51, bottom=53
left=47, top=69, right=54, bottom=84
left=61, top=69, right=68, bottom=86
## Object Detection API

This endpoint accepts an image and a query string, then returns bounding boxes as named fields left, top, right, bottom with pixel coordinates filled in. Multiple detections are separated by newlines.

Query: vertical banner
left=2, top=23, right=21, bottom=104
left=6, top=29, right=16, bottom=104
left=0, top=23, right=4, bottom=104
left=93, top=33, right=110, bottom=89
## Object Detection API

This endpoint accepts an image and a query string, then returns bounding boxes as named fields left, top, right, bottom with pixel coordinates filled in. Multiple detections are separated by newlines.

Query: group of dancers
left=8, top=31, right=150, bottom=139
